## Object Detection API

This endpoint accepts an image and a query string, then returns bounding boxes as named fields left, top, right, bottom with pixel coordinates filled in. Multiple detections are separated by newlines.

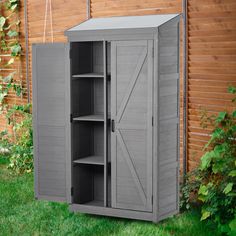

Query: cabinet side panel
left=32, top=43, right=68, bottom=202
left=157, top=19, right=180, bottom=220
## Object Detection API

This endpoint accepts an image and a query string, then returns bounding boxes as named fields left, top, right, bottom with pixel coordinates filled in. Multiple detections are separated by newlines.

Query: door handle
left=111, top=119, right=115, bottom=132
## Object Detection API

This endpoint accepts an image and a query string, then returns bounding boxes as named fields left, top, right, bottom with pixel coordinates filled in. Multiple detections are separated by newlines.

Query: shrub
left=181, top=87, right=236, bottom=235
left=0, top=104, right=33, bottom=174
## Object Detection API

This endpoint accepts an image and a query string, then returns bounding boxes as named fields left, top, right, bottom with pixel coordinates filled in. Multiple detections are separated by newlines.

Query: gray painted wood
left=111, top=40, right=153, bottom=212
left=32, top=43, right=70, bottom=202
left=73, top=165, right=104, bottom=204
left=66, top=14, right=179, bottom=32
left=65, top=15, right=180, bottom=42
left=71, top=77, right=104, bottom=118
left=68, top=32, right=155, bottom=43
left=104, top=40, right=109, bottom=207
left=152, top=31, right=159, bottom=222
left=73, top=155, right=104, bottom=165
left=33, top=14, right=180, bottom=222
left=156, top=17, right=180, bottom=221
left=72, top=122, right=104, bottom=160
left=70, top=203, right=153, bottom=221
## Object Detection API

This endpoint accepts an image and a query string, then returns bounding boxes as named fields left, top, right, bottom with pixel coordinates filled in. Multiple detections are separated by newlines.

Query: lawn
left=0, top=157, right=220, bottom=236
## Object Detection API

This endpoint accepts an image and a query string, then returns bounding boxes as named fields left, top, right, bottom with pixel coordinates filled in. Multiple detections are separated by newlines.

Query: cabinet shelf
left=72, top=73, right=104, bottom=78
left=73, top=114, right=104, bottom=122
left=84, top=200, right=104, bottom=207
left=73, top=155, right=104, bottom=165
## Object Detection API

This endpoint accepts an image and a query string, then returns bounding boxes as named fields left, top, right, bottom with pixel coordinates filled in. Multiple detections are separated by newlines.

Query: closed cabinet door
left=32, top=43, right=71, bottom=203
left=111, top=40, right=153, bottom=212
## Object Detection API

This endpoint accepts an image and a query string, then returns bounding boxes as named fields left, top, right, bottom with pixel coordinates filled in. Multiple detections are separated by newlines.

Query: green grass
left=0, top=159, right=220, bottom=236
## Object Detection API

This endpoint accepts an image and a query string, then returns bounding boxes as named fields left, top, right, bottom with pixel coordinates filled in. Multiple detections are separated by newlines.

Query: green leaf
left=13, top=84, right=23, bottom=96
left=200, top=151, right=213, bottom=170
left=228, top=86, right=236, bottom=94
left=10, top=3, right=18, bottom=11
left=232, top=110, right=236, bottom=118
left=229, top=170, right=236, bottom=177
left=198, top=184, right=208, bottom=196
left=201, top=210, right=211, bottom=221
left=214, top=144, right=226, bottom=154
left=223, top=183, right=233, bottom=194
left=229, top=217, right=236, bottom=231
left=216, top=111, right=227, bottom=123
left=211, top=128, right=224, bottom=140
left=0, top=16, right=6, bottom=31
left=198, top=195, right=206, bottom=202
left=7, top=30, right=18, bottom=37
left=212, top=163, right=223, bottom=174
left=10, top=44, right=21, bottom=57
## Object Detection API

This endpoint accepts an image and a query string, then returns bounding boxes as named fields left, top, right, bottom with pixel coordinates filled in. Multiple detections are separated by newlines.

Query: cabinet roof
left=65, top=14, right=179, bottom=33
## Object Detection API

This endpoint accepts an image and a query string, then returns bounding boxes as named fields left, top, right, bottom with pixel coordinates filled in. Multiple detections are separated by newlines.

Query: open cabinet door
left=111, top=40, right=153, bottom=212
left=32, top=43, right=71, bottom=203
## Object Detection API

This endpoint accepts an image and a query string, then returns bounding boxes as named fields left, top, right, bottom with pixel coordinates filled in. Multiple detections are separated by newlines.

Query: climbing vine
left=0, top=0, right=33, bottom=174
left=0, top=0, right=23, bottom=112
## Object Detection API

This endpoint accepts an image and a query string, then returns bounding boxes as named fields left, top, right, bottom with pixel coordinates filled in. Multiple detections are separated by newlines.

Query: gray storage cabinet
left=32, top=14, right=180, bottom=222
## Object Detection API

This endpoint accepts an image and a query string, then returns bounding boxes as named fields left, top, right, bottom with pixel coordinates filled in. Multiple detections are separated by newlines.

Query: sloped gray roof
left=66, top=14, right=179, bottom=33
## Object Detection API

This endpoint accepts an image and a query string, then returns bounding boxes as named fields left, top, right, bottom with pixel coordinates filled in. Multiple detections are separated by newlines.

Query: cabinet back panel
left=73, top=165, right=104, bottom=204
left=72, top=123, right=92, bottom=159
left=71, top=42, right=92, bottom=75
left=71, top=42, right=104, bottom=75
left=93, top=41, right=104, bottom=74
left=72, top=122, right=104, bottom=159
left=72, top=78, right=104, bottom=116
left=73, top=165, right=93, bottom=204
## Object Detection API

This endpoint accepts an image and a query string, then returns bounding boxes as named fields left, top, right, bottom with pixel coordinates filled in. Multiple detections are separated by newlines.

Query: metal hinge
left=152, top=116, right=154, bottom=126
left=152, top=47, right=154, bottom=58
left=152, top=195, right=153, bottom=204
left=71, top=187, right=74, bottom=196
left=70, top=114, right=73, bottom=123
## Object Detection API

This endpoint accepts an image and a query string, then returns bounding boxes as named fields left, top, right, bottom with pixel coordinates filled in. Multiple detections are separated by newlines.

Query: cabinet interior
left=71, top=41, right=111, bottom=207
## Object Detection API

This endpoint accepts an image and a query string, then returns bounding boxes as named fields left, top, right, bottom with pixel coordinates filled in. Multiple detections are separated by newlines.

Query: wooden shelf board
left=84, top=200, right=104, bottom=207
left=73, top=114, right=104, bottom=122
left=72, top=73, right=104, bottom=78
left=73, top=155, right=104, bottom=165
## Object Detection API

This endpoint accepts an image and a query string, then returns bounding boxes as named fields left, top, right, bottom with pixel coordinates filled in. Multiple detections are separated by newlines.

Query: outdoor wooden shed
left=32, top=14, right=180, bottom=222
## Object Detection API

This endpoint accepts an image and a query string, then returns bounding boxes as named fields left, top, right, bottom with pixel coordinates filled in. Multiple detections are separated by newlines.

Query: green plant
left=0, top=0, right=23, bottom=110
left=0, top=0, right=32, bottom=174
left=0, top=129, right=10, bottom=152
left=5, top=0, right=20, bottom=11
left=180, top=169, right=201, bottom=211
left=192, top=87, right=236, bottom=235
left=6, top=104, right=33, bottom=174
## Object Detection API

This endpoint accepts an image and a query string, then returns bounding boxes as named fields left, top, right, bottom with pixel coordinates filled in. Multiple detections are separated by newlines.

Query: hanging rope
left=43, top=0, right=54, bottom=43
